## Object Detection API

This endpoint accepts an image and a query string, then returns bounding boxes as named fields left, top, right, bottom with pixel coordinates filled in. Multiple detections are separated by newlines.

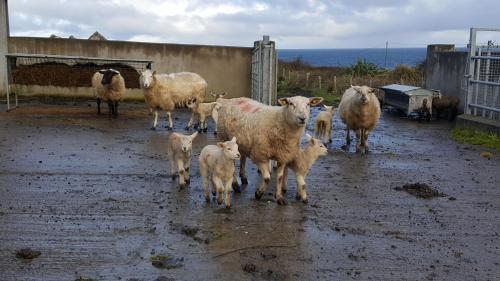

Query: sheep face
left=217, top=137, right=240, bottom=160
left=180, top=132, right=198, bottom=153
left=186, top=98, right=198, bottom=109
left=99, top=69, right=120, bottom=86
left=140, top=69, right=156, bottom=88
left=278, top=96, right=324, bottom=127
left=306, top=134, right=328, bottom=156
left=353, top=86, right=375, bottom=105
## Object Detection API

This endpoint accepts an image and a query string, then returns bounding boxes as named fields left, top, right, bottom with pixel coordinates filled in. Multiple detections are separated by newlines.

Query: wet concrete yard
left=0, top=102, right=499, bottom=281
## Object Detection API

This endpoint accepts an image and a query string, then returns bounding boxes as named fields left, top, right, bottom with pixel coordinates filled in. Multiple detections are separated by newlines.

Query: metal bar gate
left=251, top=36, right=277, bottom=105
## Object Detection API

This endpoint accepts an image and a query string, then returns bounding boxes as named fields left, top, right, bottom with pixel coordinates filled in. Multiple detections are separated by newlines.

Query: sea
left=277, top=48, right=427, bottom=69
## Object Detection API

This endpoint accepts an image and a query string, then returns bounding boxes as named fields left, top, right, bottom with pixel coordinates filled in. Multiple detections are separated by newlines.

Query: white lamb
left=140, top=69, right=207, bottom=130
left=280, top=134, right=328, bottom=203
left=167, top=131, right=199, bottom=189
left=216, top=96, right=323, bottom=205
left=91, top=69, right=126, bottom=118
left=314, top=105, right=337, bottom=144
left=338, top=85, right=381, bottom=153
left=199, top=137, right=240, bottom=208
left=185, top=98, right=222, bottom=133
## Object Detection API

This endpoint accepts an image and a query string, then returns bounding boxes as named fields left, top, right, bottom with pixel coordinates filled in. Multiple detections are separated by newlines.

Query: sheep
left=199, top=137, right=241, bottom=208
left=417, top=98, right=431, bottom=123
left=280, top=134, right=328, bottom=203
left=167, top=131, right=199, bottom=189
left=91, top=69, right=126, bottom=118
left=185, top=98, right=222, bottom=133
left=432, top=94, right=459, bottom=121
left=314, top=105, right=337, bottom=144
left=338, top=85, right=381, bottom=154
left=216, top=96, right=323, bottom=205
left=139, top=69, right=207, bottom=130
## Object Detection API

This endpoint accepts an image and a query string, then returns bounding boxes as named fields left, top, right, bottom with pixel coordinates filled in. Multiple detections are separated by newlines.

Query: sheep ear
left=277, top=98, right=289, bottom=106
left=210, top=91, right=216, bottom=97
left=230, top=136, right=237, bottom=143
left=152, top=71, right=157, bottom=76
left=323, top=104, right=328, bottom=109
left=309, top=97, right=323, bottom=106
left=217, top=142, right=225, bottom=148
left=220, top=92, right=227, bottom=97
left=305, top=133, right=312, bottom=142
left=353, top=86, right=361, bottom=92
left=99, top=69, right=106, bottom=74
left=190, top=132, right=198, bottom=140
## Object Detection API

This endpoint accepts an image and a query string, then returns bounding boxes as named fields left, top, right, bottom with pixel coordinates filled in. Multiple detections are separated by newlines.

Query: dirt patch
left=394, top=183, right=445, bottom=199
left=15, top=248, right=41, bottom=259
left=12, top=62, right=140, bottom=88
left=150, top=254, right=184, bottom=269
left=242, top=262, right=257, bottom=273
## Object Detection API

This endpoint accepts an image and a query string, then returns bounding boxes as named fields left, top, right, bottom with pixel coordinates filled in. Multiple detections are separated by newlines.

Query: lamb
left=280, top=134, right=328, bottom=203
left=199, top=137, right=241, bottom=208
left=432, top=94, right=459, bottom=121
left=139, top=69, right=207, bottom=130
left=185, top=98, right=222, bottom=133
left=338, top=85, right=381, bottom=154
left=217, top=96, right=323, bottom=205
left=314, top=105, right=337, bottom=144
left=167, top=132, right=198, bottom=189
left=91, top=69, right=126, bottom=118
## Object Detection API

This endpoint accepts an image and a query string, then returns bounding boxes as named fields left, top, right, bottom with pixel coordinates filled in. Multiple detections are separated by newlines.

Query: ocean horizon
left=277, top=48, right=428, bottom=69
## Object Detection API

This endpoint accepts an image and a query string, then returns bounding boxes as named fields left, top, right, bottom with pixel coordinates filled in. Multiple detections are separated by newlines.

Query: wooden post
left=333, top=76, right=337, bottom=94
left=350, top=76, right=353, bottom=85
left=318, top=76, right=322, bottom=90
left=306, top=72, right=310, bottom=88
left=288, top=69, right=291, bottom=81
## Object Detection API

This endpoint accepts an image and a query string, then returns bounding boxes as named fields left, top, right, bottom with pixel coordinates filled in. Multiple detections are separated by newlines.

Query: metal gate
left=251, top=36, right=277, bottom=105
left=466, top=28, right=500, bottom=120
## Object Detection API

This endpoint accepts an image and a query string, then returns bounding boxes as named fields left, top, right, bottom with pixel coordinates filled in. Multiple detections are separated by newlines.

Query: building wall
left=6, top=37, right=253, bottom=100
left=425, top=44, right=468, bottom=112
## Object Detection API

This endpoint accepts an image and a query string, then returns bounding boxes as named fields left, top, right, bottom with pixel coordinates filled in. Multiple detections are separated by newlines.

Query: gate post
left=0, top=0, right=9, bottom=98
left=251, top=35, right=277, bottom=105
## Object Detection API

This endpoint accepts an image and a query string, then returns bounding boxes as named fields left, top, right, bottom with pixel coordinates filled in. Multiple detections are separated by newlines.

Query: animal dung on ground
left=15, top=248, right=41, bottom=259
left=394, top=183, right=445, bottom=199
left=150, top=254, right=184, bottom=269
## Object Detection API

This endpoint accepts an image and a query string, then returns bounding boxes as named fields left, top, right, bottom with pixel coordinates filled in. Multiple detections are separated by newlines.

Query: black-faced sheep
left=432, top=95, right=459, bottom=121
left=91, top=69, right=125, bottom=118
left=139, top=69, right=207, bottom=130
left=216, top=96, right=323, bottom=205
left=339, top=85, right=381, bottom=154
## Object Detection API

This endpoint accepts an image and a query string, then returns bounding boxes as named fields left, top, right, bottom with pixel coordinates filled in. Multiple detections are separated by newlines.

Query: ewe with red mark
left=217, top=96, right=323, bottom=205
left=339, top=85, right=381, bottom=153
left=167, top=132, right=198, bottom=189
left=140, top=69, right=207, bottom=130
left=199, top=137, right=240, bottom=208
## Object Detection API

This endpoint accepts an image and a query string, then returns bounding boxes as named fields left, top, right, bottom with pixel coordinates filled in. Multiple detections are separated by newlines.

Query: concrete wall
left=425, top=44, right=468, bottom=112
left=6, top=37, right=253, bottom=100
left=0, top=0, right=9, bottom=97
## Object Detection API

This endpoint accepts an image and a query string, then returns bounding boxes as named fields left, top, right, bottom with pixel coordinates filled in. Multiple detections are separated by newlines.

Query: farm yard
left=0, top=101, right=499, bottom=281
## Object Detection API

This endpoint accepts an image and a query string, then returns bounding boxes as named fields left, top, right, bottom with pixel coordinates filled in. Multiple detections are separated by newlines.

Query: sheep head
left=186, top=97, right=198, bottom=109
left=277, top=96, right=323, bottom=127
left=140, top=69, right=156, bottom=89
left=305, top=133, right=328, bottom=156
left=180, top=132, right=198, bottom=153
left=217, top=137, right=240, bottom=160
left=352, top=85, right=375, bottom=105
left=99, top=69, right=120, bottom=86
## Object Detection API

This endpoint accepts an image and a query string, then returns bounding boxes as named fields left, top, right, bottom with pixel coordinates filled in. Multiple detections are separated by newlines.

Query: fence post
left=306, top=72, right=310, bottom=88
left=0, top=0, right=9, bottom=99
left=333, top=76, right=337, bottom=93
left=318, top=76, right=322, bottom=90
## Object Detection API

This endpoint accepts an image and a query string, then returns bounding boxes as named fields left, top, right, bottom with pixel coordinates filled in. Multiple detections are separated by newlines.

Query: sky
left=6, top=0, right=500, bottom=49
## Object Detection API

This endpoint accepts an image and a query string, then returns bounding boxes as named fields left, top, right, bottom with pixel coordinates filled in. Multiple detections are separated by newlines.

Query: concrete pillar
left=425, top=44, right=455, bottom=89
left=251, top=35, right=277, bottom=105
left=0, top=0, right=9, bottom=97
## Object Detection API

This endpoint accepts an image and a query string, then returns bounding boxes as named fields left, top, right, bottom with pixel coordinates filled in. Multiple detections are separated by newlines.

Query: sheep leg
left=114, top=101, right=119, bottom=117
left=255, top=162, right=271, bottom=200
left=201, top=163, right=210, bottom=202
left=151, top=110, right=158, bottom=130
left=212, top=112, right=218, bottom=135
left=107, top=101, right=113, bottom=118
left=295, top=174, right=307, bottom=204
left=281, top=166, right=288, bottom=194
left=184, top=158, right=191, bottom=185
left=363, top=129, right=370, bottom=154
left=239, top=155, right=248, bottom=185
left=177, top=159, right=186, bottom=189
left=355, top=129, right=362, bottom=153
left=198, top=116, right=205, bottom=133
left=170, top=152, right=177, bottom=180
left=327, top=124, right=333, bottom=143
left=224, top=178, right=233, bottom=209
left=165, top=112, right=173, bottom=130
left=96, top=98, right=101, bottom=115
left=275, top=162, right=287, bottom=205
left=186, top=112, right=196, bottom=130
left=346, top=127, right=351, bottom=145
left=213, top=176, right=224, bottom=205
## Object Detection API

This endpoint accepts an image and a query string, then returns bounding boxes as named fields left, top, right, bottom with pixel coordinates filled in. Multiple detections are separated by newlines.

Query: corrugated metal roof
left=380, top=84, right=421, bottom=93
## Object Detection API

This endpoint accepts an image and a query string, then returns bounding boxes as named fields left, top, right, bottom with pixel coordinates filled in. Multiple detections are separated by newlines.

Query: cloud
left=7, top=0, right=500, bottom=48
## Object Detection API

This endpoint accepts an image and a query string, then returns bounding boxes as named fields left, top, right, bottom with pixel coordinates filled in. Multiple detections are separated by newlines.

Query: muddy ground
left=0, top=101, right=499, bottom=281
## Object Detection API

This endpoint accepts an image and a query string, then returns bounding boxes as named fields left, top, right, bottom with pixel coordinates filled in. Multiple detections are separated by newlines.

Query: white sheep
left=338, top=85, right=381, bottom=153
left=216, top=96, right=323, bottom=205
left=199, top=137, right=240, bottom=208
left=91, top=69, right=126, bottom=118
left=314, top=105, right=337, bottom=144
left=280, top=134, right=328, bottom=203
left=185, top=98, right=222, bottom=133
left=167, top=131, right=198, bottom=188
left=140, top=69, right=207, bottom=130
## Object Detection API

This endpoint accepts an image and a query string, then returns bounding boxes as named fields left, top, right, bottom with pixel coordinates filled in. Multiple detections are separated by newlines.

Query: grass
left=451, top=127, right=500, bottom=151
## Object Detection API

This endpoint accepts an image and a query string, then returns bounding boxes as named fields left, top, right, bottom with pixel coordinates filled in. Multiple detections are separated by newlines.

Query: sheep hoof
left=150, top=127, right=156, bottom=131
left=282, top=188, right=287, bottom=194
left=217, top=198, right=223, bottom=205
left=295, top=194, right=301, bottom=201
left=165, top=126, right=173, bottom=130
left=212, top=191, right=216, bottom=196
left=198, top=128, right=203, bottom=133
left=186, top=178, right=190, bottom=184
left=341, top=144, right=348, bottom=151
left=232, top=182, right=241, bottom=193
left=255, top=191, right=263, bottom=200
left=205, top=196, right=210, bottom=203
left=225, top=204, right=231, bottom=209
left=302, top=198, right=308, bottom=204
left=328, top=139, right=332, bottom=143
left=241, top=177, right=248, bottom=185
left=171, top=174, right=178, bottom=180
left=203, top=128, right=208, bottom=133
left=214, top=131, right=217, bottom=135
left=179, top=183, right=186, bottom=189
left=184, top=126, right=190, bottom=131
left=276, top=197, right=287, bottom=205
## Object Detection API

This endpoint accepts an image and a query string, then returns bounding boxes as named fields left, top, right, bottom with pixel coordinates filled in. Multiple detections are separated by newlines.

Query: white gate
left=466, top=28, right=500, bottom=120
left=251, top=36, right=277, bottom=105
